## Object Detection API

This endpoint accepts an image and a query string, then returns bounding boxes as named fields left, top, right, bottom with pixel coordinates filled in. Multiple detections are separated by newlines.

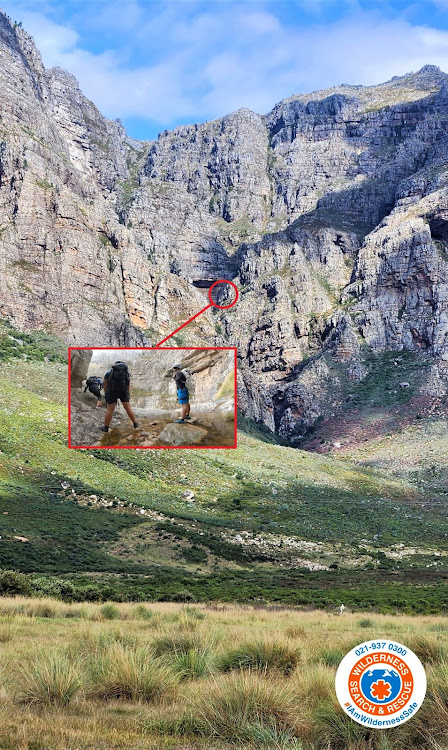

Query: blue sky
left=3, top=0, right=448, bottom=141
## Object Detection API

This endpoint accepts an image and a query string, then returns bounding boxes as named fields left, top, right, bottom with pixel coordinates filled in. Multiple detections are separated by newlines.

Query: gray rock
left=158, top=423, right=208, bottom=446
left=70, top=350, right=92, bottom=387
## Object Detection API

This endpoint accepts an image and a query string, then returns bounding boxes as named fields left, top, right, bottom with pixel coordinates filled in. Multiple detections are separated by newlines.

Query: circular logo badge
left=335, top=639, right=426, bottom=729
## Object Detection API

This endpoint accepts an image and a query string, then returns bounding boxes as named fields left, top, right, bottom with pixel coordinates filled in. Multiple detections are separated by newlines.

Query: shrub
left=218, top=639, right=300, bottom=676
left=32, top=576, right=76, bottom=601
left=0, top=570, right=32, bottom=597
left=14, top=650, right=83, bottom=706
left=171, top=589, right=196, bottom=603
left=87, top=644, right=177, bottom=701
left=72, top=583, right=103, bottom=602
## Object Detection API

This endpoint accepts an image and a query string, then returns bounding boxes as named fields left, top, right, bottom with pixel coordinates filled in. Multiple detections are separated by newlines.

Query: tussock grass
left=70, top=625, right=139, bottom=659
left=218, top=638, right=300, bottom=675
left=284, top=625, right=308, bottom=639
left=86, top=643, right=177, bottom=701
left=0, top=613, right=15, bottom=642
left=193, top=671, right=305, bottom=741
left=31, top=601, right=58, bottom=618
left=181, top=605, right=206, bottom=620
left=318, top=645, right=345, bottom=667
left=0, top=600, right=447, bottom=748
left=135, top=604, right=153, bottom=620
left=151, top=631, right=206, bottom=657
left=294, top=663, right=334, bottom=706
left=13, top=650, right=83, bottom=706
left=99, top=603, right=121, bottom=620
left=171, top=648, right=214, bottom=681
left=358, top=617, right=374, bottom=628
left=314, top=697, right=373, bottom=749
left=405, top=634, right=447, bottom=664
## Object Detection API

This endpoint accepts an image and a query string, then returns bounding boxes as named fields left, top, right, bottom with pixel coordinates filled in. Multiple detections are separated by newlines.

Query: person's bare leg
left=123, top=402, right=137, bottom=424
left=96, top=399, right=102, bottom=408
left=104, top=403, right=116, bottom=427
left=181, top=404, right=189, bottom=420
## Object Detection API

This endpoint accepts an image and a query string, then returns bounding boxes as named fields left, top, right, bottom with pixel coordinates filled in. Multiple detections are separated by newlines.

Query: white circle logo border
left=335, top=639, right=426, bottom=729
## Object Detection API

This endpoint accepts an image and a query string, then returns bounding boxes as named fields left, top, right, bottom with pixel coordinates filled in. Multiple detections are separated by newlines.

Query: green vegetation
left=118, top=143, right=149, bottom=209
left=216, top=370, right=234, bottom=399
left=218, top=639, right=300, bottom=675
left=0, top=318, right=67, bottom=362
left=172, top=332, right=187, bottom=346
left=351, top=349, right=430, bottom=407
left=98, top=231, right=114, bottom=247
left=9, top=258, right=39, bottom=272
left=35, top=177, right=54, bottom=190
left=0, top=321, right=447, bottom=612
left=14, top=649, right=83, bottom=706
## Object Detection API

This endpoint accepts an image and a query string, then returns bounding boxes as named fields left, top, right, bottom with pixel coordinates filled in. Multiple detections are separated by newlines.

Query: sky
left=2, top=0, right=448, bottom=141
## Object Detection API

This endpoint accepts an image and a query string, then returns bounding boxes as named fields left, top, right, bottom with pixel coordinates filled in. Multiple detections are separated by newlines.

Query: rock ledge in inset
left=158, top=423, right=208, bottom=446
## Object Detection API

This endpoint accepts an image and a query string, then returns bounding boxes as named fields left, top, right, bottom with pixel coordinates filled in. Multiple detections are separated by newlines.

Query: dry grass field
left=0, top=599, right=446, bottom=749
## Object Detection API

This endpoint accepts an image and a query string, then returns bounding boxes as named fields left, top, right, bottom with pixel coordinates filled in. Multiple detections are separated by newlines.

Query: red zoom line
left=155, top=304, right=213, bottom=347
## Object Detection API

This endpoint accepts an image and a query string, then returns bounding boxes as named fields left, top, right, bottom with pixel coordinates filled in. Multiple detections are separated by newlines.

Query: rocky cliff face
left=0, top=10, right=447, bottom=441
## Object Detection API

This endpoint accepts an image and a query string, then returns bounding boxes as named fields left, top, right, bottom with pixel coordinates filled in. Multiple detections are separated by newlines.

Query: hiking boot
left=184, top=415, right=192, bottom=420
left=133, top=422, right=139, bottom=429
left=174, top=419, right=185, bottom=424
left=100, top=425, right=109, bottom=433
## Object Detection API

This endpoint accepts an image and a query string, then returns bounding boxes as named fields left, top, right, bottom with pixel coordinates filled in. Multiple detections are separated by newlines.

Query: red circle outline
left=208, top=280, right=239, bottom=309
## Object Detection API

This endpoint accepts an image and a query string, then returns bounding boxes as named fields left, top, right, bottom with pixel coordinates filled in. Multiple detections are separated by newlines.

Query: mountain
left=0, top=11, right=448, bottom=444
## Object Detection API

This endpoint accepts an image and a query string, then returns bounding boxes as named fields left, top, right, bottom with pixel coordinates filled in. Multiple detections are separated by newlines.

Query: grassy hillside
left=0, top=599, right=447, bottom=749
left=1, top=320, right=448, bottom=611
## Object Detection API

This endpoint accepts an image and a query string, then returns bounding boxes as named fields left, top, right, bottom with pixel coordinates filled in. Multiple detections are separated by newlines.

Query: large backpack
left=86, top=376, right=102, bottom=388
left=108, top=362, right=130, bottom=395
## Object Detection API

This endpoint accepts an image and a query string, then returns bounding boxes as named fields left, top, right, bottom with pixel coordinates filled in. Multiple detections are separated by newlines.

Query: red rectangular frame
left=68, top=346, right=238, bottom=450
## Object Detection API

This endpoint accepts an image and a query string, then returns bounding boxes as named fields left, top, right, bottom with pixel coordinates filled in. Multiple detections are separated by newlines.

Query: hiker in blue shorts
left=172, top=364, right=191, bottom=424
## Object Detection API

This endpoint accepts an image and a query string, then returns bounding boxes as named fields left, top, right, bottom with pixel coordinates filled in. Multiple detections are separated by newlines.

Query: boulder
left=158, top=423, right=208, bottom=446
left=70, top=349, right=93, bottom=388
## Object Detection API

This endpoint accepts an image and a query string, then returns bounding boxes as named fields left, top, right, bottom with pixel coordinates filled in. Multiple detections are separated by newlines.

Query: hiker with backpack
left=100, top=360, right=139, bottom=433
left=172, top=364, right=191, bottom=424
left=84, top=376, right=104, bottom=408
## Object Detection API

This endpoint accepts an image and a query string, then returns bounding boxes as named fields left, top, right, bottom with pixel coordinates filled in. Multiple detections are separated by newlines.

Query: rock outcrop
left=0, top=9, right=447, bottom=440
left=70, top=349, right=92, bottom=387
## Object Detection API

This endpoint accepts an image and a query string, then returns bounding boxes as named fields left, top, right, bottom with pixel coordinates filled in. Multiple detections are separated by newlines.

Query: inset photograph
left=69, top=347, right=236, bottom=449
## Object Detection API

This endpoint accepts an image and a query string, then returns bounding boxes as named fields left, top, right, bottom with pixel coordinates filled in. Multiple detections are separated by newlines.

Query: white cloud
left=2, top=2, right=448, bottom=132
